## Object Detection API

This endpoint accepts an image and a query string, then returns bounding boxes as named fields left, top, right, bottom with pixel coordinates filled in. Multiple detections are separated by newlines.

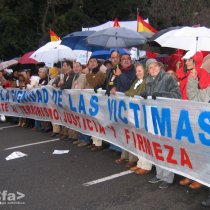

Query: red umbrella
left=19, top=51, right=38, bottom=64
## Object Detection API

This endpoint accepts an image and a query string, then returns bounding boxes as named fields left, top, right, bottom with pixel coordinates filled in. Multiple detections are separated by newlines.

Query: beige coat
left=71, top=73, right=86, bottom=89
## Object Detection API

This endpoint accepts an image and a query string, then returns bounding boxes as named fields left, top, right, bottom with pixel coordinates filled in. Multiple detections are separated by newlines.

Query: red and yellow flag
left=113, top=18, right=120, bottom=28
left=137, top=15, right=157, bottom=33
left=50, top=29, right=60, bottom=41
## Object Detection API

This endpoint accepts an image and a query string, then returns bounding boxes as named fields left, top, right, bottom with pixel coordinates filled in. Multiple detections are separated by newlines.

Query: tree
left=0, top=0, right=210, bottom=60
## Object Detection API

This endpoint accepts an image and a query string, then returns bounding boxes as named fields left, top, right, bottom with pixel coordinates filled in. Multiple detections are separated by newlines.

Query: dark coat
left=144, top=69, right=181, bottom=99
left=114, top=64, right=136, bottom=93
left=60, top=71, right=75, bottom=90
left=39, top=77, right=49, bottom=86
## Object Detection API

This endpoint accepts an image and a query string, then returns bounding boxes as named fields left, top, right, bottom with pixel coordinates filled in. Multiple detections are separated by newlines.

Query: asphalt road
left=0, top=121, right=209, bottom=210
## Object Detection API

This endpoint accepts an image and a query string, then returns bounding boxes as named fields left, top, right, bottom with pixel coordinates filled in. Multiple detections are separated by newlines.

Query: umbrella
left=0, top=59, right=18, bottom=70
left=19, top=51, right=38, bottom=64
left=91, top=48, right=131, bottom=60
left=30, top=40, right=76, bottom=66
left=155, top=26, right=210, bottom=51
left=61, top=31, right=103, bottom=51
left=140, top=42, right=176, bottom=55
left=149, top=26, right=182, bottom=42
left=135, top=26, right=182, bottom=55
left=86, top=27, right=147, bottom=48
left=91, top=50, right=111, bottom=59
left=73, top=50, right=92, bottom=65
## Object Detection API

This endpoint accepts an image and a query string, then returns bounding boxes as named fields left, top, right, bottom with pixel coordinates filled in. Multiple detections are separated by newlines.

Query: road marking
left=83, top=170, right=134, bottom=187
left=4, top=139, right=60, bottom=150
left=0, top=125, right=19, bottom=130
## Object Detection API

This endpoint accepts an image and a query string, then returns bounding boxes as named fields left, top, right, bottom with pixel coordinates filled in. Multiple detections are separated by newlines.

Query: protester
left=102, top=50, right=122, bottom=153
left=114, top=54, right=137, bottom=167
left=49, top=65, right=61, bottom=137
left=104, top=50, right=120, bottom=95
left=111, top=54, right=136, bottom=94
left=48, top=66, right=60, bottom=85
left=178, top=51, right=210, bottom=189
left=83, top=57, right=106, bottom=151
left=124, top=63, right=152, bottom=173
left=176, top=50, right=210, bottom=100
left=66, top=61, right=86, bottom=144
left=140, top=58, right=181, bottom=189
left=32, top=67, right=50, bottom=132
left=0, top=70, right=10, bottom=88
left=53, top=60, right=75, bottom=140
left=8, top=69, right=18, bottom=87
left=186, top=71, right=210, bottom=206
left=77, top=57, right=106, bottom=149
left=103, top=60, right=112, bottom=71
left=166, top=70, right=179, bottom=85
left=17, top=73, right=27, bottom=127
left=187, top=74, right=210, bottom=102
left=85, top=57, right=106, bottom=90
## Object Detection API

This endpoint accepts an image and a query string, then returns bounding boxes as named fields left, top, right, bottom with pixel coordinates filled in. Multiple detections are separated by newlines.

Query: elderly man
left=52, top=60, right=75, bottom=140
left=140, top=58, right=181, bottom=189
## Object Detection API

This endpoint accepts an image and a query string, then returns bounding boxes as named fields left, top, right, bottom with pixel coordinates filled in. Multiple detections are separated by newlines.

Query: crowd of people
left=0, top=49, right=210, bottom=207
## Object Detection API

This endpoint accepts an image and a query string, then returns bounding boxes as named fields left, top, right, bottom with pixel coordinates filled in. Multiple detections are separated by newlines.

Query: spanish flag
left=137, top=15, right=157, bottom=33
left=50, top=29, right=60, bottom=41
left=113, top=18, right=120, bottom=28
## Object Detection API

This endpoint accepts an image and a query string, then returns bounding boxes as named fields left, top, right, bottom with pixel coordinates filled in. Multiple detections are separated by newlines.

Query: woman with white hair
left=38, top=67, right=49, bottom=86
left=140, top=58, right=181, bottom=190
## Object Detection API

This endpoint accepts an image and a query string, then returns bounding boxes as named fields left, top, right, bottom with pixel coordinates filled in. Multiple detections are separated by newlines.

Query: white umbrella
left=30, top=40, right=77, bottom=67
left=155, top=26, right=210, bottom=51
left=0, top=59, right=18, bottom=70
left=73, top=50, right=92, bottom=65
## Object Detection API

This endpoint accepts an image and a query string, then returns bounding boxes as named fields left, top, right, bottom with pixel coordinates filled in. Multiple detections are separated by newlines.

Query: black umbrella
left=137, top=26, right=183, bottom=55
left=149, top=26, right=183, bottom=42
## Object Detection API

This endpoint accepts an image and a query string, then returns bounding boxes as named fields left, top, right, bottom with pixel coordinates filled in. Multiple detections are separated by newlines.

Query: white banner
left=0, top=86, right=210, bottom=186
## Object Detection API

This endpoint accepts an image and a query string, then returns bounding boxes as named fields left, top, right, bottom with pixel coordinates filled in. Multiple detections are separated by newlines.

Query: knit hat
left=146, top=58, right=158, bottom=69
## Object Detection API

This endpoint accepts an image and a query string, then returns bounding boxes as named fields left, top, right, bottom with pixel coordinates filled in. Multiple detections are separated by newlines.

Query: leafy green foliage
left=0, top=0, right=210, bottom=60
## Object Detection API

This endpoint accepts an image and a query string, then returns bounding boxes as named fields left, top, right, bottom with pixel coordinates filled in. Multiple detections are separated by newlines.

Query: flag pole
left=137, top=8, right=139, bottom=32
left=136, top=8, right=140, bottom=60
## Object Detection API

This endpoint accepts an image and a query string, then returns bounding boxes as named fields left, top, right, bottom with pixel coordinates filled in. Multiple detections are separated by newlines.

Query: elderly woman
left=140, top=58, right=181, bottom=189
left=38, top=67, right=49, bottom=86
left=32, top=67, right=50, bottom=132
